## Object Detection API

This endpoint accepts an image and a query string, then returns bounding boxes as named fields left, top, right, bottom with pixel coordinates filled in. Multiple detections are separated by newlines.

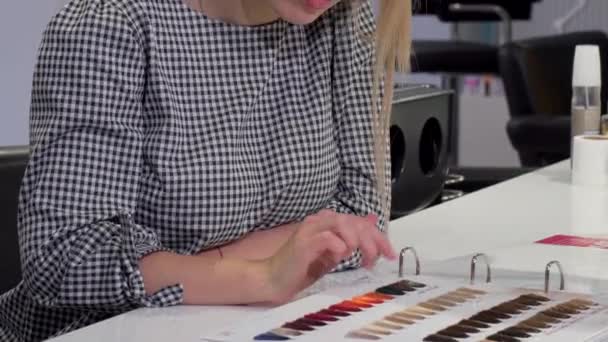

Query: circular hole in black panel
left=390, top=125, right=406, bottom=184
left=419, top=118, right=443, bottom=176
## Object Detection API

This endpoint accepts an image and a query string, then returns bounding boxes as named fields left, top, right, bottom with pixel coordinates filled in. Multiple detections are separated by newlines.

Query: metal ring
left=470, top=253, right=492, bottom=285
left=445, top=173, right=465, bottom=185
left=399, top=247, right=421, bottom=277
left=545, top=260, right=565, bottom=293
left=442, top=189, right=465, bottom=202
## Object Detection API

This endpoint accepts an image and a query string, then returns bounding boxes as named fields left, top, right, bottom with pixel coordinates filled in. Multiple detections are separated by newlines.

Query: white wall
left=515, top=0, right=608, bottom=39
left=0, top=0, right=67, bottom=146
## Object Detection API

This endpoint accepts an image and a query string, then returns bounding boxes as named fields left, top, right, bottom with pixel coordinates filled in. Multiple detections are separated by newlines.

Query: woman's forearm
left=139, top=224, right=297, bottom=305
left=139, top=251, right=271, bottom=305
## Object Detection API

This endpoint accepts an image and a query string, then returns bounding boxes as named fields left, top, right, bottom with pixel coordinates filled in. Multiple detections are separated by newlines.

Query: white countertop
left=389, top=161, right=608, bottom=262
left=48, top=161, right=608, bottom=342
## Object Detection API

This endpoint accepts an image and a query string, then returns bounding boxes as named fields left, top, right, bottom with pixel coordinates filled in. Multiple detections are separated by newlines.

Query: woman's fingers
left=305, top=231, right=349, bottom=279
left=355, top=214, right=397, bottom=262
left=358, top=232, right=379, bottom=269
left=330, top=213, right=388, bottom=267
left=365, top=215, right=397, bottom=260
left=263, top=211, right=394, bottom=304
left=301, top=210, right=396, bottom=267
left=306, top=231, right=349, bottom=264
left=306, top=252, right=339, bottom=281
left=371, top=228, right=397, bottom=260
left=326, top=215, right=359, bottom=254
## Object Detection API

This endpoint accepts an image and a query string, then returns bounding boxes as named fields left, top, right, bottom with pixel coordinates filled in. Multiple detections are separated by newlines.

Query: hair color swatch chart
left=202, top=276, right=608, bottom=342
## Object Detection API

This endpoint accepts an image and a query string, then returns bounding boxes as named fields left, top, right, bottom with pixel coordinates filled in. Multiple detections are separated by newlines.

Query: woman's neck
left=188, top=0, right=280, bottom=26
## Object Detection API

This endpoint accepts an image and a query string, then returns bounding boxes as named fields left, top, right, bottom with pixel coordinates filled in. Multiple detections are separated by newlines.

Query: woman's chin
left=271, top=0, right=337, bottom=25
left=281, top=13, right=324, bottom=25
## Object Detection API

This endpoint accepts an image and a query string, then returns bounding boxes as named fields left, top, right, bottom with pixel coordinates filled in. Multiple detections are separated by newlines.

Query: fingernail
left=388, top=248, right=398, bottom=260
left=382, top=245, right=397, bottom=260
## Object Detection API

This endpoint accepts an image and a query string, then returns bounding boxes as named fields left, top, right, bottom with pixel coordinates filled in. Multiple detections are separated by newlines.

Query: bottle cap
left=573, top=45, right=602, bottom=87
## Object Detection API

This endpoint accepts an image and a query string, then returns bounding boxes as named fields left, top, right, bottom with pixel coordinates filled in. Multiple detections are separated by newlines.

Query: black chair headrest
left=499, top=31, right=608, bottom=116
left=0, top=146, right=30, bottom=165
left=414, top=0, right=541, bottom=21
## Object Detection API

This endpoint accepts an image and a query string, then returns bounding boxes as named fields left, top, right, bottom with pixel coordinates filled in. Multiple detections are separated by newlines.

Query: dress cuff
left=120, top=212, right=185, bottom=308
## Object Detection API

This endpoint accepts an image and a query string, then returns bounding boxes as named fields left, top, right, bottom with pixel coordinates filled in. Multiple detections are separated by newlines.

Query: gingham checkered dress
left=0, top=0, right=389, bottom=341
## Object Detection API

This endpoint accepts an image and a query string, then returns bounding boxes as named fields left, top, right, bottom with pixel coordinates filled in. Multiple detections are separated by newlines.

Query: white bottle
left=572, top=45, right=602, bottom=140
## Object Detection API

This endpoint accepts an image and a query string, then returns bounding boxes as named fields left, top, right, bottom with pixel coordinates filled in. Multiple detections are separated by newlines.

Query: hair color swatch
left=204, top=278, right=608, bottom=342
left=253, top=280, right=430, bottom=341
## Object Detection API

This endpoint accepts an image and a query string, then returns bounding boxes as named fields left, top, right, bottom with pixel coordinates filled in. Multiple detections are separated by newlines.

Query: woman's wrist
left=239, top=258, right=276, bottom=304
left=139, top=251, right=183, bottom=295
left=206, top=257, right=275, bottom=304
left=140, top=250, right=276, bottom=305
left=219, top=223, right=298, bottom=260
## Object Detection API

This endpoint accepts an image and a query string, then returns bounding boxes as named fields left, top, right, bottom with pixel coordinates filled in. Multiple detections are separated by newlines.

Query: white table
left=388, top=160, right=608, bottom=263
left=49, top=161, right=608, bottom=342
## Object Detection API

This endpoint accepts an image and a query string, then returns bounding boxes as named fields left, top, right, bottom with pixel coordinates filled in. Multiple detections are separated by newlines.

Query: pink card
left=536, top=234, right=608, bottom=249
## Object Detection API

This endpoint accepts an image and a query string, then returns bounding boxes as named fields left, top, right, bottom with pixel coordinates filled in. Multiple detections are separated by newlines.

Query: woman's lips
left=305, top=0, right=333, bottom=10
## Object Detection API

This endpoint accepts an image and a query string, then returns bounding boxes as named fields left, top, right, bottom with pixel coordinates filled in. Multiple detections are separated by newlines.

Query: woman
left=0, top=0, right=411, bottom=341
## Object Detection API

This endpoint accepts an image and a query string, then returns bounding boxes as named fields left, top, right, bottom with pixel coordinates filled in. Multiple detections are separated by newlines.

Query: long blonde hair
left=370, top=0, right=412, bottom=220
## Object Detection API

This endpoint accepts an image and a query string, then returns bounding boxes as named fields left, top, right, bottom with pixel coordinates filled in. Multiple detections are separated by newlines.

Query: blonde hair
left=371, top=0, right=412, bottom=220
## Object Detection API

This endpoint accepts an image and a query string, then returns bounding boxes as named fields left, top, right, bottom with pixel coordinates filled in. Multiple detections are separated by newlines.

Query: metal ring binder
left=441, top=189, right=465, bottom=202
left=399, top=247, right=421, bottom=277
left=545, top=260, right=565, bottom=293
left=445, top=173, right=465, bottom=185
left=470, top=253, right=492, bottom=285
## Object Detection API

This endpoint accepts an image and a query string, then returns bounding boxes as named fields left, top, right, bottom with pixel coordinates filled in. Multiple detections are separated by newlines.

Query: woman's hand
left=217, top=223, right=299, bottom=260
left=140, top=210, right=395, bottom=306
left=261, top=210, right=396, bottom=304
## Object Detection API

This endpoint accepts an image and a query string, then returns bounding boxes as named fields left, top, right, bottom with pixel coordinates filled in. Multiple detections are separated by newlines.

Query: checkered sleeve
left=329, top=1, right=391, bottom=271
left=19, top=2, right=183, bottom=310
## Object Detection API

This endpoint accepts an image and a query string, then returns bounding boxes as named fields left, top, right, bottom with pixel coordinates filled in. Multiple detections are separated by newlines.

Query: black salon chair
left=0, top=146, right=29, bottom=294
left=413, top=0, right=541, bottom=149
left=499, top=31, right=608, bottom=167
left=409, top=0, right=541, bottom=197
left=413, top=0, right=541, bottom=55
left=390, top=85, right=452, bottom=218
left=412, top=0, right=539, bottom=74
